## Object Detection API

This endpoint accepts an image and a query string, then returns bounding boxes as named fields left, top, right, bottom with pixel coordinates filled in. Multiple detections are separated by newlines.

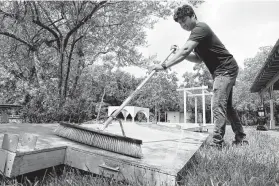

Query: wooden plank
left=9, top=146, right=66, bottom=177
left=177, top=85, right=208, bottom=91
left=0, top=149, right=16, bottom=177
left=2, top=134, right=19, bottom=152
left=184, top=90, right=187, bottom=124
left=187, top=93, right=213, bottom=97
left=260, top=70, right=279, bottom=95
left=65, top=147, right=176, bottom=186
left=0, top=149, right=7, bottom=173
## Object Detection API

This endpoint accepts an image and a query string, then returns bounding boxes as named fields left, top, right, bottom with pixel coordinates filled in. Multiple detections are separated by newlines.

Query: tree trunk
left=96, top=88, right=106, bottom=122
left=58, top=42, right=65, bottom=108
left=32, top=51, right=43, bottom=88
left=154, top=105, right=158, bottom=124
left=71, top=41, right=85, bottom=98
left=63, top=36, right=76, bottom=98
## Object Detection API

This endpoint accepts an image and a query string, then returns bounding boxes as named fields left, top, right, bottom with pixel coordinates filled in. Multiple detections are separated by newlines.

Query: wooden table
left=0, top=104, right=22, bottom=123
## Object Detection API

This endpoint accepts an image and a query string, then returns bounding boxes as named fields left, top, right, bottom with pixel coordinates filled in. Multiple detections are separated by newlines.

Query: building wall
left=167, top=111, right=180, bottom=123
left=167, top=111, right=192, bottom=123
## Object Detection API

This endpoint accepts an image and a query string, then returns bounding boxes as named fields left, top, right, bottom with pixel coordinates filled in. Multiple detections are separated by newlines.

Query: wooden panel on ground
left=65, top=147, right=176, bottom=186
left=0, top=146, right=66, bottom=177
left=0, top=123, right=209, bottom=185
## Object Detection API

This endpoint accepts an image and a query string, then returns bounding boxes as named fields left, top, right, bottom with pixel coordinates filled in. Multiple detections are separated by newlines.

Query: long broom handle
left=102, top=47, right=177, bottom=130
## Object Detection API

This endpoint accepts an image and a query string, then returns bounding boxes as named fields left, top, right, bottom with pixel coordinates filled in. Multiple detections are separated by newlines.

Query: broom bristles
left=54, top=122, right=143, bottom=158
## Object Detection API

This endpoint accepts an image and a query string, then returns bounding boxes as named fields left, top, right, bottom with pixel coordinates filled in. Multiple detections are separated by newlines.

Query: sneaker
left=208, top=142, right=223, bottom=150
left=232, top=140, right=249, bottom=146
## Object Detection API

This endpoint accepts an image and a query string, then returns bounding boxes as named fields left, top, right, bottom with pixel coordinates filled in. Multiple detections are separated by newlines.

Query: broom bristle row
left=54, top=124, right=143, bottom=158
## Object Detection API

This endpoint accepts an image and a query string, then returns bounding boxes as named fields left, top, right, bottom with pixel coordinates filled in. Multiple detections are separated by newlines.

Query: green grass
left=181, top=127, right=279, bottom=186
left=1, top=126, right=279, bottom=186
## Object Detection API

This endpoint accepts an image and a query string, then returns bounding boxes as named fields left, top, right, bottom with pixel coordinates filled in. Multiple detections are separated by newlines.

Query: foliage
left=0, top=1, right=179, bottom=106
left=0, top=1, right=182, bottom=122
left=234, top=46, right=273, bottom=111
left=132, top=71, right=180, bottom=122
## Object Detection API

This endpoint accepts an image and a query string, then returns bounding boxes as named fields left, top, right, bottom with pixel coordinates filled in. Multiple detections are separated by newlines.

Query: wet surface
left=0, top=122, right=208, bottom=175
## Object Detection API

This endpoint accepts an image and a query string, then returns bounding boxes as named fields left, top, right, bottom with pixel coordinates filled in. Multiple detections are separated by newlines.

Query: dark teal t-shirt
left=188, top=22, right=239, bottom=78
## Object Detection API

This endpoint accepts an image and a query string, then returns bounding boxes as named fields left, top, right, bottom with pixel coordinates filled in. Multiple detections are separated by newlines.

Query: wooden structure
left=0, top=104, right=22, bottom=123
left=177, top=86, right=213, bottom=126
left=0, top=123, right=208, bottom=186
left=250, top=39, right=279, bottom=129
left=108, top=106, right=149, bottom=123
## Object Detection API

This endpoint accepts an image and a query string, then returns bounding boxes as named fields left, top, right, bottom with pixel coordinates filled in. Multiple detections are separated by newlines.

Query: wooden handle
left=102, top=48, right=176, bottom=130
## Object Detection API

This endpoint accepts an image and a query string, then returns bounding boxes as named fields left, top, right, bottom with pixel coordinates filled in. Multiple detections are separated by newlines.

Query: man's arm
left=165, top=40, right=200, bottom=68
left=185, top=52, right=202, bottom=63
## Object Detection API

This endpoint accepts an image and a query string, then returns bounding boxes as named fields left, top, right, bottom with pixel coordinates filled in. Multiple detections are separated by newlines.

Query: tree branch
left=95, top=22, right=124, bottom=28
left=38, top=2, right=62, bottom=37
left=0, top=31, right=35, bottom=50
left=63, top=1, right=107, bottom=49
left=30, top=2, right=61, bottom=49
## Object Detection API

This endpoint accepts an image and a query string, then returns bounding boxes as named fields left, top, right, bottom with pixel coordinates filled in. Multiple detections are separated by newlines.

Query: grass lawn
left=1, top=126, right=279, bottom=186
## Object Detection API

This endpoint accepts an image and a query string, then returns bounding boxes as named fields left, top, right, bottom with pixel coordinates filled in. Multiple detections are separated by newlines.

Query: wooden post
left=195, top=97, right=197, bottom=124
left=165, top=112, right=167, bottom=122
left=211, top=94, right=213, bottom=124
left=269, top=85, right=275, bottom=129
left=202, top=88, right=206, bottom=126
left=184, top=90, right=187, bottom=124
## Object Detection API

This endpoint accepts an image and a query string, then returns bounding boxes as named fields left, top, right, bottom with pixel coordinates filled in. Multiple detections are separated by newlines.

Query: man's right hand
left=170, top=45, right=179, bottom=53
left=151, top=64, right=165, bottom=71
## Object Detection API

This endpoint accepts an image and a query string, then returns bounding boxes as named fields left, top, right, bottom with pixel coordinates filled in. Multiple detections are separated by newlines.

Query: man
left=153, top=4, right=247, bottom=147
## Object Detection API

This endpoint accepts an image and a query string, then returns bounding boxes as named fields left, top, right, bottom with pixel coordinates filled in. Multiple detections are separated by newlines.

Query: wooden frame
left=0, top=123, right=208, bottom=186
left=177, top=86, right=213, bottom=127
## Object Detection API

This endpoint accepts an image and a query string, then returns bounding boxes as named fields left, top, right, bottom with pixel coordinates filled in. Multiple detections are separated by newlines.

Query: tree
left=0, top=1, right=178, bottom=107
left=133, top=71, right=180, bottom=122
left=234, top=46, right=273, bottom=111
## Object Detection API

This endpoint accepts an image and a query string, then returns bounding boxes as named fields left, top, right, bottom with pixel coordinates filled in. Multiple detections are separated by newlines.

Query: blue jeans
left=212, top=75, right=246, bottom=145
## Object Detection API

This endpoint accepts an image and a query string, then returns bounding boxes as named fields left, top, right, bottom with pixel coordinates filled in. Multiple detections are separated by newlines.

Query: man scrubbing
left=153, top=4, right=248, bottom=148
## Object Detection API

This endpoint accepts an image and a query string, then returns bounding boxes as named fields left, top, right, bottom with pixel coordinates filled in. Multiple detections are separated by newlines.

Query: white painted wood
left=202, top=88, right=206, bottom=125
left=187, top=93, right=213, bottom=97
left=269, top=85, right=276, bottom=129
left=184, top=90, right=187, bottom=124
left=195, top=97, right=197, bottom=124
left=211, top=96, right=214, bottom=124
left=177, top=85, right=208, bottom=91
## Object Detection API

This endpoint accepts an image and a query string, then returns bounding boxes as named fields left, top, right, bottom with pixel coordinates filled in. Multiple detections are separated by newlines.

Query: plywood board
left=10, top=146, right=66, bottom=177
left=65, top=147, right=176, bottom=186
left=0, top=123, right=208, bottom=181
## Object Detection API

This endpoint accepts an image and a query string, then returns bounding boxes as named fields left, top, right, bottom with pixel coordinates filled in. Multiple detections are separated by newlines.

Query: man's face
left=177, top=16, right=194, bottom=31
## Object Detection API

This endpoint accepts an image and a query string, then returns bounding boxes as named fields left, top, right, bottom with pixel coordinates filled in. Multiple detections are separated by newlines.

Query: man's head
left=173, top=5, right=197, bottom=31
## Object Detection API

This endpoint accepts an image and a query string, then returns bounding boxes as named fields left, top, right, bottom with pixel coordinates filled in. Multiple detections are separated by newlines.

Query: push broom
left=54, top=46, right=177, bottom=158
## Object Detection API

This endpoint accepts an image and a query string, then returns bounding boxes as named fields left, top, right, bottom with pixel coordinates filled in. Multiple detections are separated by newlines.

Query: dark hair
left=173, top=5, right=196, bottom=22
